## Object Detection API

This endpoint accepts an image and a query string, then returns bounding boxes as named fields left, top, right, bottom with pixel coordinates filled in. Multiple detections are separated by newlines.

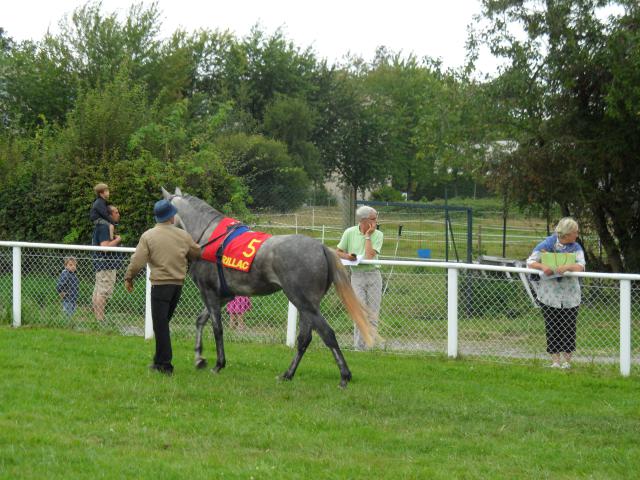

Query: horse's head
left=161, top=186, right=182, bottom=201
left=160, top=187, right=222, bottom=243
left=161, top=186, right=187, bottom=230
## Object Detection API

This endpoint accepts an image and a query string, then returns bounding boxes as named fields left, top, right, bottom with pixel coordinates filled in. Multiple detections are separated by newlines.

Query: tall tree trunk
left=592, top=204, right=623, bottom=272
left=608, top=206, right=640, bottom=272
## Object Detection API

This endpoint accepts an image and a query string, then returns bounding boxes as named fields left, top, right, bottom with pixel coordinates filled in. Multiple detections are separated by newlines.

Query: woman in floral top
left=527, top=218, right=586, bottom=369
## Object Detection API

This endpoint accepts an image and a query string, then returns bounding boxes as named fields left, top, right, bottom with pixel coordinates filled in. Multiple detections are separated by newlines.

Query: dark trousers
left=151, top=284, right=183, bottom=369
left=541, top=304, right=578, bottom=354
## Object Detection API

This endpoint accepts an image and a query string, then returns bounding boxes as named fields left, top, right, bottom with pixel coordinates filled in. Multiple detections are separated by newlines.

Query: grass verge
left=1, top=326, right=638, bottom=479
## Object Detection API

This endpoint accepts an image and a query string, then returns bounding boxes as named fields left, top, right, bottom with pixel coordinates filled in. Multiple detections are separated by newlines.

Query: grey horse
left=162, top=188, right=374, bottom=387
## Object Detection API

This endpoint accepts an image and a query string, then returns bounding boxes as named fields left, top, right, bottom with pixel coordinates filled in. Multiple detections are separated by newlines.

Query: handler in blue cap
left=124, top=199, right=201, bottom=375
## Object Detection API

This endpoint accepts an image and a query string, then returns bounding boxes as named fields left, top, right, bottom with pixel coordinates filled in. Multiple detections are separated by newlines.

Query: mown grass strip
left=1, top=327, right=638, bottom=479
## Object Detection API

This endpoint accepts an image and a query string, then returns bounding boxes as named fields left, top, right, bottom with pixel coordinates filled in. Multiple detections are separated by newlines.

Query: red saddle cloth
left=201, top=217, right=272, bottom=272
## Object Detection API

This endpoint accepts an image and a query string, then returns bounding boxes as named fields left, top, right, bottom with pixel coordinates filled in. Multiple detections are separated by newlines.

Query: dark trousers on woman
left=150, top=284, right=183, bottom=372
left=541, top=304, right=578, bottom=354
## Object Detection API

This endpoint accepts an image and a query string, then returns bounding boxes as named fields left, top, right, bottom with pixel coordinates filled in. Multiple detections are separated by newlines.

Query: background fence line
left=1, top=240, right=637, bottom=376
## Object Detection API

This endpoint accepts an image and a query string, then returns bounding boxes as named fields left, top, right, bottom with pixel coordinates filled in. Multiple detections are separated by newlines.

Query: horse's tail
left=323, top=246, right=376, bottom=348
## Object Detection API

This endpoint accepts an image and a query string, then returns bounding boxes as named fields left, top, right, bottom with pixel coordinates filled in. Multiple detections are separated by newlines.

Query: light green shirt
left=337, top=225, right=383, bottom=272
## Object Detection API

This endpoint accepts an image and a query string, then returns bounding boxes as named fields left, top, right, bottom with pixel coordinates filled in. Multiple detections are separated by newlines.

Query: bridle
left=195, top=215, right=224, bottom=247
left=168, top=193, right=225, bottom=248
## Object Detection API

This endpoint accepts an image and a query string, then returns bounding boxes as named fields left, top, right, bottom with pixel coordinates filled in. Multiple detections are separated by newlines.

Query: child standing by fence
left=226, top=296, right=251, bottom=331
left=56, top=256, right=80, bottom=316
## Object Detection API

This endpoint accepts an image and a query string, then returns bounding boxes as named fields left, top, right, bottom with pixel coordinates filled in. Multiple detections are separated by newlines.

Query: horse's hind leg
left=311, top=313, right=352, bottom=388
left=281, top=319, right=312, bottom=381
left=194, top=308, right=209, bottom=369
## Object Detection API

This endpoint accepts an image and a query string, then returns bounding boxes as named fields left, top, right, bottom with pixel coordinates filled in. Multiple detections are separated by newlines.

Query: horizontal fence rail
left=1, top=241, right=637, bottom=376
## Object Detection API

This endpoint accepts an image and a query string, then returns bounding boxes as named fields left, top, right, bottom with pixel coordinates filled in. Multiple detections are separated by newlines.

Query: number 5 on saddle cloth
left=201, top=217, right=272, bottom=296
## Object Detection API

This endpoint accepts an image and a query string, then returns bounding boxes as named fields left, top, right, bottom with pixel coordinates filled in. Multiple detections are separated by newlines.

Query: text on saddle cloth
left=201, top=217, right=272, bottom=272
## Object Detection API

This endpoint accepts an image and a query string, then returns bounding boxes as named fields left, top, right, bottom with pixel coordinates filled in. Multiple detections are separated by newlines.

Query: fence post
left=444, top=197, right=450, bottom=262
left=466, top=208, right=473, bottom=263
left=12, top=246, right=21, bottom=327
left=286, top=302, right=298, bottom=347
left=144, top=265, right=153, bottom=339
left=619, top=279, right=631, bottom=377
left=447, top=267, right=458, bottom=358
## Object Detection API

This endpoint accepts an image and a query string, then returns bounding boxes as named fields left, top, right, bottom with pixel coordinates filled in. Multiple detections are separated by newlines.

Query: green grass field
left=1, top=327, right=639, bottom=479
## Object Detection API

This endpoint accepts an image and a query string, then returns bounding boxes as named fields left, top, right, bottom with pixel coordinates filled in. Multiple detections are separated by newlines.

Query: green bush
left=371, top=185, right=404, bottom=202
left=217, top=133, right=310, bottom=212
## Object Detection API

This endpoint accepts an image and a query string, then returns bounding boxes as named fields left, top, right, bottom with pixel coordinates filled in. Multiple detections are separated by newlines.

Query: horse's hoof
left=278, top=372, right=293, bottom=382
left=195, top=358, right=208, bottom=369
left=338, top=370, right=351, bottom=388
left=211, top=365, right=223, bottom=374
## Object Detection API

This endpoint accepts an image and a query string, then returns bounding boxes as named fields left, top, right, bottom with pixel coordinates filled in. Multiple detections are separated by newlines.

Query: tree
left=315, top=69, right=391, bottom=198
left=263, top=94, right=323, bottom=183
left=217, top=133, right=310, bottom=212
left=0, top=28, right=14, bottom=129
left=241, top=27, right=319, bottom=121
left=0, top=27, right=13, bottom=52
left=362, top=49, right=437, bottom=199
left=1, top=36, right=77, bottom=129
left=191, top=29, right=251, bottom=106
left=55, top=1, right=162, bottom=93
left=476, top=0, right=640, bottom=271
left=66, top=70, right=149, bottom=163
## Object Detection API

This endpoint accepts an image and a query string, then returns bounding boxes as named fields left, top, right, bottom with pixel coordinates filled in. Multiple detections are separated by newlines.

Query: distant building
left=324, top=172, right=391, bottom=205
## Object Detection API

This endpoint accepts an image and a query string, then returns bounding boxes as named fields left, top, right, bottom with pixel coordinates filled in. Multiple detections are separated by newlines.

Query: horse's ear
left=175, top=187, right=183, bottom=196
left=161, top=186, right=171, bottom=199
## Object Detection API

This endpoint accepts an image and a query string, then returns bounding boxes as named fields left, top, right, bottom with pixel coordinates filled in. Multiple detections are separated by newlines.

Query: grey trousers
left=350, top=270, right=382, bottom=350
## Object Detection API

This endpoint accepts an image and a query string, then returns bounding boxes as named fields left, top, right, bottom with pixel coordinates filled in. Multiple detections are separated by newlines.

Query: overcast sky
left=2, top=0, right=501, bottom=75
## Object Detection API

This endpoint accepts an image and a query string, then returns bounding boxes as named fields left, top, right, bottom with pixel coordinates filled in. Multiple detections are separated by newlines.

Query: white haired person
left=527, top=217, right=586, bottom=369
left=336, top=206, right=384, bottom=350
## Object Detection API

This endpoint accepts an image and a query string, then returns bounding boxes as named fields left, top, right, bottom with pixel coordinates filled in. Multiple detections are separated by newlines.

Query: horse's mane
left=183, top=194, right=223, bottom=219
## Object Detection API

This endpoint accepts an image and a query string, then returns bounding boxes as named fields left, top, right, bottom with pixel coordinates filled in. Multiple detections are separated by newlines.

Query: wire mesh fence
left=358, top=201, right=473, bottom=262
left=244, top=193, right=605, bottom=264
left=246, top=201, right=580, bottom=264
left=1, top=242, right=638, bottom=374
left=249, top=202, right=475, bottom=262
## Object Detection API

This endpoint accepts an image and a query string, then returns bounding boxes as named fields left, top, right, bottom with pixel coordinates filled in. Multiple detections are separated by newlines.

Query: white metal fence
left=1, top=241, right=638, bottom=376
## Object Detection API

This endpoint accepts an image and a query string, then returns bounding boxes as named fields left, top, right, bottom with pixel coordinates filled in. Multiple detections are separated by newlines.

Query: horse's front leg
left=211, top=306, right=226, bottom=373
left=194, top=308, right=209, bottom=369
left=194, top=284, right=226, bottom=374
